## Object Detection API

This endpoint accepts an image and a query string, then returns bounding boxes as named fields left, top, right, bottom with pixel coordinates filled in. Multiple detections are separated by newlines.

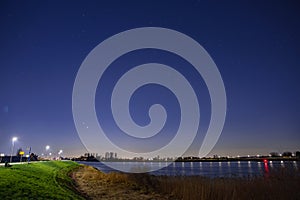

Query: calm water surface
left=78, top=160, right=299, bottom=177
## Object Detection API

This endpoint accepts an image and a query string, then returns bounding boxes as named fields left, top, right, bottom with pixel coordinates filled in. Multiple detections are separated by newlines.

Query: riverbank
left=72, top=164, right=300, bottom=200
left=71, top=165, right=170, bottom=199
left=1, top=161, right=299, bottom=199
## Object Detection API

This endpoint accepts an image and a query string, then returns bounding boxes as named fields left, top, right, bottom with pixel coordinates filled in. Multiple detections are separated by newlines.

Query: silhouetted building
left=105, top=152, right=110, bottom=160
left=110, top=152, right=114, bottom=159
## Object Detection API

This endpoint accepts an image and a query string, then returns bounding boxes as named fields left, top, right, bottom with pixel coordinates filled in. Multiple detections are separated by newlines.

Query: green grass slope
left=0, top=161, right=84, bottom=200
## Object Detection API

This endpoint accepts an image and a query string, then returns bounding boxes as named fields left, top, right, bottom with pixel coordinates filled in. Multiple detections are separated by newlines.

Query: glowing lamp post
left=58, top=150, right=63, bottom=160
left=10, top=137, right=18, bottom=163
left=45, top=145, right=50, bottom=159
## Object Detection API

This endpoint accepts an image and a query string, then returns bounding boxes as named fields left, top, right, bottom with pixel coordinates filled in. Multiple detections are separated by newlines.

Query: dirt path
left=71, top=165, right=171, bottom=200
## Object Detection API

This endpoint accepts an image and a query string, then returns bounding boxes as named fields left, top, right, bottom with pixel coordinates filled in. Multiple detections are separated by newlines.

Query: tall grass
left=152, top=168, right=300, bottom=200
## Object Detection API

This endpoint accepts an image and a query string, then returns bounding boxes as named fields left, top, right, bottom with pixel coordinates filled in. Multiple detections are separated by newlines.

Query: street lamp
left=45, top=145, right=50, bottom=160
left=10, top=137, right=18, bottom=163
left=58, top=150, right=63, bottom=160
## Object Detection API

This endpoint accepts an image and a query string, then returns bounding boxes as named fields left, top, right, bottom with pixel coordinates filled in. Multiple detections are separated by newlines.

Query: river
left=78, top=160, right=299, bottom=177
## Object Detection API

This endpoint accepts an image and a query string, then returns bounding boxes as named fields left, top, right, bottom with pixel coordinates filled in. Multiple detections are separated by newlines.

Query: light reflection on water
left=218, top=162, right=222, bottom=174
left=78, top=161, right=300, bottom=177
left=227, top=161, right=231, bottom=175
left=270, top=160, right=273, bottom=168
left=248, top=161, right=252, bottom=174
left=258, top=161, right=262, bottom=169
left=264, top=162, right=269, bottom=174
left=293, top=161, right=298, bottom=169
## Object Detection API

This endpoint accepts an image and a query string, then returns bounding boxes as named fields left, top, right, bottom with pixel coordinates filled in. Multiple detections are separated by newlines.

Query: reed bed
left=127, top=167, right=300, bottom=200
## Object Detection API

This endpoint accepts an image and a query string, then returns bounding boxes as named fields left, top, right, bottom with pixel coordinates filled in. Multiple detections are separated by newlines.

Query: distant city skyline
left=0, top=1, right=299, bottom=158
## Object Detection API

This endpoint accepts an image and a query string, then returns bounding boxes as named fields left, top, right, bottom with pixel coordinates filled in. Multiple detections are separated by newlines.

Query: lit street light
left=45, top=145, right=50, bottom=160
left=58, top=150, right=63, bottom=160
left=10, top=137, right=18, bottom=163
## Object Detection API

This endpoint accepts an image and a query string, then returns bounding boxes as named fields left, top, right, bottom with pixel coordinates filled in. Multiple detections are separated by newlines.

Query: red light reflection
left=264, top=160, right=269, bottom=178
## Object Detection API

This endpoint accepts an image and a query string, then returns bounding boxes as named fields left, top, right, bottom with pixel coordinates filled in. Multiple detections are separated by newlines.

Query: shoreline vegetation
left=1, top=161, right=300, bottom=199
left=72, top=164, right=300, bottom=200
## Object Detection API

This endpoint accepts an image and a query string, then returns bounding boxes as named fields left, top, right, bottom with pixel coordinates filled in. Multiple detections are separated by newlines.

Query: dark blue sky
left=0, top=1, right=299, bottom=157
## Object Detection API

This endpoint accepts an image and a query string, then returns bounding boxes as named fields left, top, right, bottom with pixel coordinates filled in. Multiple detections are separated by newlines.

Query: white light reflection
left=181, top=162, right=185, bottom=175
left=258, top=161, right=262, bottom=173
left=248, top=161, right=252, bottom=174
left=164, top=161, right=168, bottom=167
left=293, top=161, right=298, bottom=169
left=258, top=161, right=261, bottom=167
left=190, top=162, right=194, bottom=175
left=218, top=161, right=222, bottom=174
left=269, top=160, right=273, bottom=168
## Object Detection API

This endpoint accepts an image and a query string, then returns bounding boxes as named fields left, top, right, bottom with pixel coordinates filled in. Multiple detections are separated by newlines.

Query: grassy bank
left=0, top=161, right=83, bottom=200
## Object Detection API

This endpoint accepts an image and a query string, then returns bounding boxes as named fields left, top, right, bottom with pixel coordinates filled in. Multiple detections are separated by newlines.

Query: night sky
left=0, top=1, right=299, bottom=158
